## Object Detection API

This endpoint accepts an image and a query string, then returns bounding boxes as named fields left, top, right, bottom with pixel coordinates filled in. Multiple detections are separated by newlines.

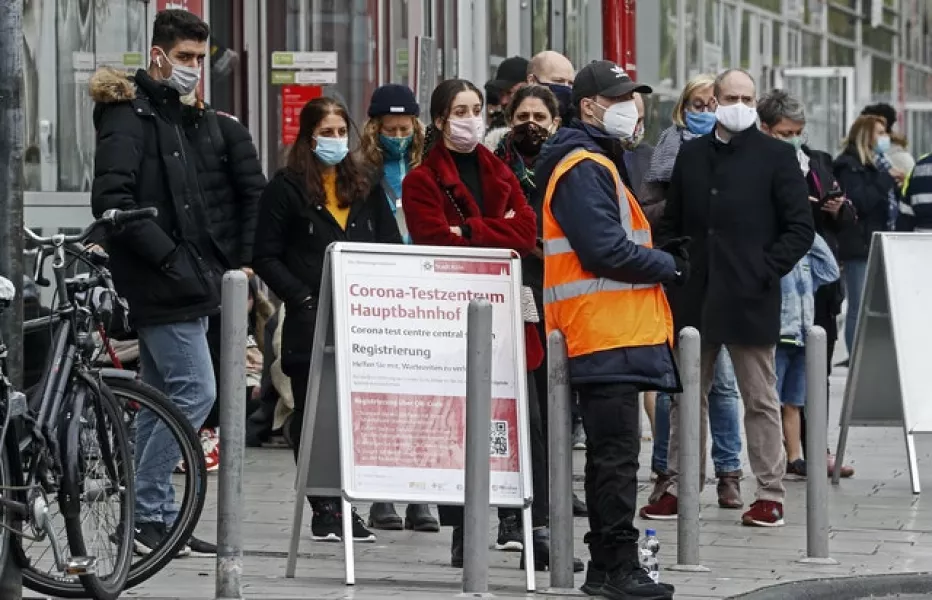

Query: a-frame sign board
left=835, top=233, right=932, bottom=494
left=284, top=242, right=536, bottom=591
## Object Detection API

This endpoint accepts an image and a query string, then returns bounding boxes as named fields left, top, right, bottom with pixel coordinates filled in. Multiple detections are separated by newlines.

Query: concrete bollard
left=462, top=299, right=494, bottom=595
left=216, top=271, right=249, bottom=600
left=669, top=327, right=709, bottom=573
left=545, top=330, right=576, bottom=593
left=798, top=326, right=839, bottom=566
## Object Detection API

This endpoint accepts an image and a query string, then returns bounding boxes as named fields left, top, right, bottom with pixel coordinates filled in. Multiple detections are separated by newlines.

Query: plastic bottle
left=639, top=528, right=661, bottom=584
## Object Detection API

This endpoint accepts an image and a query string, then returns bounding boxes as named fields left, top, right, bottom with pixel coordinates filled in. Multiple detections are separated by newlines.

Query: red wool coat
left=402, top=143, right=544, bottom=371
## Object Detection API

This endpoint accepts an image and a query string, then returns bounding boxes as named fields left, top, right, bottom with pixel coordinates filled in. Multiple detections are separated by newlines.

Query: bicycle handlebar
left=24, top=207, right=158, bottom=246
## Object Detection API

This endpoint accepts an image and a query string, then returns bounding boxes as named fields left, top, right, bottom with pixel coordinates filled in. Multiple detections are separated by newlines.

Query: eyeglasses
left=687, top=99, right=717, bottom=113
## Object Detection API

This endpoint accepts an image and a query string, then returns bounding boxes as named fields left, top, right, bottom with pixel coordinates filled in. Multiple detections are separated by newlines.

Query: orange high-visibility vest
left=542, top=149, right=674, bottom=359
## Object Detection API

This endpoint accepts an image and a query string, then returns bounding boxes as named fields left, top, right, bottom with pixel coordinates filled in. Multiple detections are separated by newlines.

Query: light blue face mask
left=875, top=134, right=891, bottom=155
left=379, top=133, right=413, bottom=159
left=685, top=111, right=717, bottom=135
left=314, top=136, right=349, bottom=165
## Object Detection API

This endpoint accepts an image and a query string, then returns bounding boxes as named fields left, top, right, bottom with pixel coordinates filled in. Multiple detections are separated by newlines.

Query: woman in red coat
left=403, top=78, right=580, bottom=573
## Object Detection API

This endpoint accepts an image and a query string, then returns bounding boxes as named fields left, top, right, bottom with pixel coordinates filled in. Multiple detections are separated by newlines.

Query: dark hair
left=286, top=97, right=370, bottom=209
left=861, top=103, right=896, bottom=132
left=505, top=84, right=559, bottom=122
left=424, top=79, right=485, bottom=151
left=152, top=9, right=210, bottom=51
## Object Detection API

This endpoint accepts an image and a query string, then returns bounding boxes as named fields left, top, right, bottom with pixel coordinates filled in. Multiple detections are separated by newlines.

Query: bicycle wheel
left=20, top=374, right=208, bottom=596
left=0, top=437, right=10, bottom=582
left=59, top=378, right=135, bottom=600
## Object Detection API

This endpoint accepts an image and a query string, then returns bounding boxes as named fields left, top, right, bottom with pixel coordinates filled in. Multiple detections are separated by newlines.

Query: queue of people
left=87, top=8, right=927, bottom=600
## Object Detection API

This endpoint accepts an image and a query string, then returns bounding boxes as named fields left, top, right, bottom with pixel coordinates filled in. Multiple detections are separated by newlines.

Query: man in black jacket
left=640, top=69, right=814, bottom=527
left=179, top=87, right=266, bottom=465
left=90, top=8, right=221, bottom=557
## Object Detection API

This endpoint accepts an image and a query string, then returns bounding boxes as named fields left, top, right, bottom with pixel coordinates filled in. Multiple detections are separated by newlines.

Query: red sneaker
left=741, top=500, right=784, bottom=527
left=200, top=428, right=220, bottom=473
left=639, top=492, right=678, bottom=520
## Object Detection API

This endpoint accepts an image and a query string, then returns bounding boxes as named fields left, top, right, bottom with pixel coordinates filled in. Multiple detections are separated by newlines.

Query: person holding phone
left=757, top=89, right=855, bottom=478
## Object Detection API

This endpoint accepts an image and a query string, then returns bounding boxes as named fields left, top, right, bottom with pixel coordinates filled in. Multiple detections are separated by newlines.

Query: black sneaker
left=451, top=526, right=464, bottom=568
left=786, top=458, right=807, bottom=480
left=186, top=536, right=217, bottom=557
left=133, top=522, right=170, bottom=556
left=350, top=509, right=377, bottom=543
left=573, top=493, right=589, bottom=517
left=495, top=514, right=523, bottom=551
left=601, top=562, right=674, bottom=600
left=582, top=562, right=675, bottom=596
left=311, top=506, right=343, bottom=542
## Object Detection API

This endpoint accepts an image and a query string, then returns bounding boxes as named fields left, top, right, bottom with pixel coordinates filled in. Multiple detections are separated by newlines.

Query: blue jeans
left=843, top=259, right=868, bottom=355
left=652, top=348, right=742, bottom=474
left=135, top=318, right=215, bottom=524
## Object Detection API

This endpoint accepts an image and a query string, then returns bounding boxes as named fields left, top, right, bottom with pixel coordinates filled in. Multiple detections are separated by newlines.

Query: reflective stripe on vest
left=541, top=148, right=674, bottom=359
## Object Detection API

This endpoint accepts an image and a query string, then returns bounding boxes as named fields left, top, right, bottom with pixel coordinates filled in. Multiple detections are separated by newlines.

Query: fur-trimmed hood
left=89, top=67, right=137, bottom=104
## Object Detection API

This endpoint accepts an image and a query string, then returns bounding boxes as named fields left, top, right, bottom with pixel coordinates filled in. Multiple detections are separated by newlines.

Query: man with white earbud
left=642, top=68, right=814, bottom=528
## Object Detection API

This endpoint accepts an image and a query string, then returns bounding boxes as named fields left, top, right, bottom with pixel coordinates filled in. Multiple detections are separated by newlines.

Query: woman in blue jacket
left=357, top=84, right=439, bottom=533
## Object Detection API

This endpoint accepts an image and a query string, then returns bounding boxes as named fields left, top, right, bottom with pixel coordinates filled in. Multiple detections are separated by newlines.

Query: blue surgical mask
left=875, top=134, right=891, bottom=155
left=685, top=111, right=717, bottom=135
left=314, top=136, right=349, bottom=165
left=379, top=133, right=413, bottom=160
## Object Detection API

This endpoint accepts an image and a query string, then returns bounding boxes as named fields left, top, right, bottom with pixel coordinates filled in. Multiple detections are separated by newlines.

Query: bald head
left=527, top=51, right=575, bottom=86
left=714, top=68, right=756, bottom=104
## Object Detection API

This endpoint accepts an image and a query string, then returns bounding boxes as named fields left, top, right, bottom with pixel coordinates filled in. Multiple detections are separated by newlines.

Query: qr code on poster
left=489, top=420, right=509, bottom=458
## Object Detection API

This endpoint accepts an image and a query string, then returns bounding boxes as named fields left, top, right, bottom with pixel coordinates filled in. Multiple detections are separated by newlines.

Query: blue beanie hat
left=368, top=84, right=419, bottom=118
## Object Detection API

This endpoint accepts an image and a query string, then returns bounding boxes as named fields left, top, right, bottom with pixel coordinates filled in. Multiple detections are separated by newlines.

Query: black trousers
left=288, top=366, right=340, bottom=509
left=438, top=370, right=550, bottom=528
left=577, top=381, right=641, bottom=570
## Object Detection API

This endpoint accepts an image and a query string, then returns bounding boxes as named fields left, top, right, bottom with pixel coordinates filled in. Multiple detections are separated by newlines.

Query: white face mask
left=592, top=99, right=639, bottom=140
left=714, top=102, right=758, bottom=133
left=156, top=48, right=201, bottom=96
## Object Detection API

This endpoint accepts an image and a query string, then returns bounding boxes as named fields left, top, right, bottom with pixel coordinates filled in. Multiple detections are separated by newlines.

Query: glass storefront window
left=871, top=56, right=894, bottom=99
left=864, top=26, right=895, bottom=53
left=659, top=0, right=676, bottom=85
left=532, top=0, right=550, bottom=53
left=827, top=41, right=855, bottom=65
left=489, top=0, right=507, bottom=74
left=23, top=0, right=147, bottom=193
left=827, top=6, right=856, bottom=40
left=801, top=30, right=821, bottom=66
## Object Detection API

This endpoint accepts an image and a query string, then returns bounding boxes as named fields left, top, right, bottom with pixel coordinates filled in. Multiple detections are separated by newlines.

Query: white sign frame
left=835, top=233, right=932, bottom=494
left=286, top=242, right=535, bottom=591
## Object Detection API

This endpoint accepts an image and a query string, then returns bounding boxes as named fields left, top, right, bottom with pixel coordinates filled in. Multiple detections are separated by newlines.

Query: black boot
left=519, top=527, right=584, bottom=572
left=451, top=526, right=464, bottom=568
left=573, top=493, right=588, bottom=516
left=600, top=560, right=674, bottom=600
left=367, top=503, right=403, bottom=530
left=245, top=402, right=275, bottom=447
left=404, top=504, right=439, bottom=532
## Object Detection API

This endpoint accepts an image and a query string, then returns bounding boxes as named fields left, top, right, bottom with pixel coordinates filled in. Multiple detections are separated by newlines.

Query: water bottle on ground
left=639, top=528, right=661, bottom=584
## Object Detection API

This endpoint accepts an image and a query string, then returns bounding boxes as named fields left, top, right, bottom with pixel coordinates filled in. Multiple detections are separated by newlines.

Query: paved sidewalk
left=108, top=365, right=932, bottom=600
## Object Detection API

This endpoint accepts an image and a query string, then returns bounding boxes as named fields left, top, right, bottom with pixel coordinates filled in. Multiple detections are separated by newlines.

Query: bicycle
left=17, top=216, right=208, bottom=596
left=0, top=208, right=153, bottom=600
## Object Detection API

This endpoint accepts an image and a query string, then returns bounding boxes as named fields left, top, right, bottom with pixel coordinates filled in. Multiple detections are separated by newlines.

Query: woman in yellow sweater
left=253, top=96, right=402, bottom=543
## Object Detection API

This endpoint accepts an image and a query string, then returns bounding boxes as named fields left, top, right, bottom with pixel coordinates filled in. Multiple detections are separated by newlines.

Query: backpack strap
left=204, top=109, right=229, bottom=168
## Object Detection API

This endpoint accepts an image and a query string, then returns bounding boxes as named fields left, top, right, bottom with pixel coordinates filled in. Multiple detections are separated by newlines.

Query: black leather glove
left=658, top=236, right=692, bottom=261
left=671, top=255, right=690, bottom=286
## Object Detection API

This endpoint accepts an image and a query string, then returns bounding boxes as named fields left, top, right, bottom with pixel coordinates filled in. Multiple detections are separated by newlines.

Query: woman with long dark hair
left=402, top=79, right=581, bottom=572
left=253, top=97, right=402, bottom=544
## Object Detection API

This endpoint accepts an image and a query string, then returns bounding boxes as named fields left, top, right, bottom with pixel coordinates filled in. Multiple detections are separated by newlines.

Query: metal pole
left=670, top=327, right=708, bottom=572
left=216, top=271, right=249, bottom=600
left=462, top=299, right=493, bottom=595
left=799, top=326, right=839, bottom=566
left=0, top=1, right=25, bottom=597
left=546, top=330, right=575, bottom=592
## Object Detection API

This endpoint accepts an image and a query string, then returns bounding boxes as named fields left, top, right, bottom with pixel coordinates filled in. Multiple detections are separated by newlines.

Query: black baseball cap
left=488, top=56, right=530, bottom=92
left=572, top=60, right=652, bottom=105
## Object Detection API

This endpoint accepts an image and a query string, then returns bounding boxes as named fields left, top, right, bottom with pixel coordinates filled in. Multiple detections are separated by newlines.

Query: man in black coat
left=640, top=69, right=814, bottom=527
left=90, top=8, right=221, bottom=556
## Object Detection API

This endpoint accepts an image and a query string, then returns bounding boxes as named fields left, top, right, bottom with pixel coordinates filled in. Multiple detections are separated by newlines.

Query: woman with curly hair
left=358, top=84, right=426, bottom=243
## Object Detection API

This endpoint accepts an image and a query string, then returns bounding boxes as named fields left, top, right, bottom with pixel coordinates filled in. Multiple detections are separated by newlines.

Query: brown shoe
left=827, top=455, right=854, bottom=478
left=648, top=473, right=671, bottom=505
left=716, top=471, right=743, bottom=509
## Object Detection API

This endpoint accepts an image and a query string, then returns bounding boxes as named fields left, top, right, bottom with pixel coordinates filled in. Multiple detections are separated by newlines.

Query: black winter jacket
left=90, top=68, right=221, bottom=327
left=656, top=127, right=814, bottom=346
left=181, top=104, right=265, bottom=268
left=833, top=147, right=896, bottom=260
left=252, top=169, right=402, bottom=373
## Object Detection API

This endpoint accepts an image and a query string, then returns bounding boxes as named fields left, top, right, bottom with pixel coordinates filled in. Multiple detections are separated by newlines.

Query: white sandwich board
left=835, top=233, right=932, bottom=494
left=285, top=242, right=535, bottom=590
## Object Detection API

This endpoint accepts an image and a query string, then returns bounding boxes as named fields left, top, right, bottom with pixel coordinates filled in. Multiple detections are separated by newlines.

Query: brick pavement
left=99, top=365, right=932, bottom=600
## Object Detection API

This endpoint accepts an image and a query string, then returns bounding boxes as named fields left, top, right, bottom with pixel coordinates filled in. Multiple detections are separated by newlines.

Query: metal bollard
left=462, top=300, right=494, bottom=595
left=670, top=327, right=709, bottom=572
left=545, top=330, right=575, bottom=592
left=798, top=326, right=839, bottom=566
left=216, top=271, right=249, bottom=600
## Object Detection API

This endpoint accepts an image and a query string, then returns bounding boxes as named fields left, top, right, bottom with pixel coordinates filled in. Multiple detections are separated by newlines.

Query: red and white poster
left=281, top=85, right=323, bottom=146
left=334, top=251, right=527, bottom=505
left=156, top=0, right=204, bottom=15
